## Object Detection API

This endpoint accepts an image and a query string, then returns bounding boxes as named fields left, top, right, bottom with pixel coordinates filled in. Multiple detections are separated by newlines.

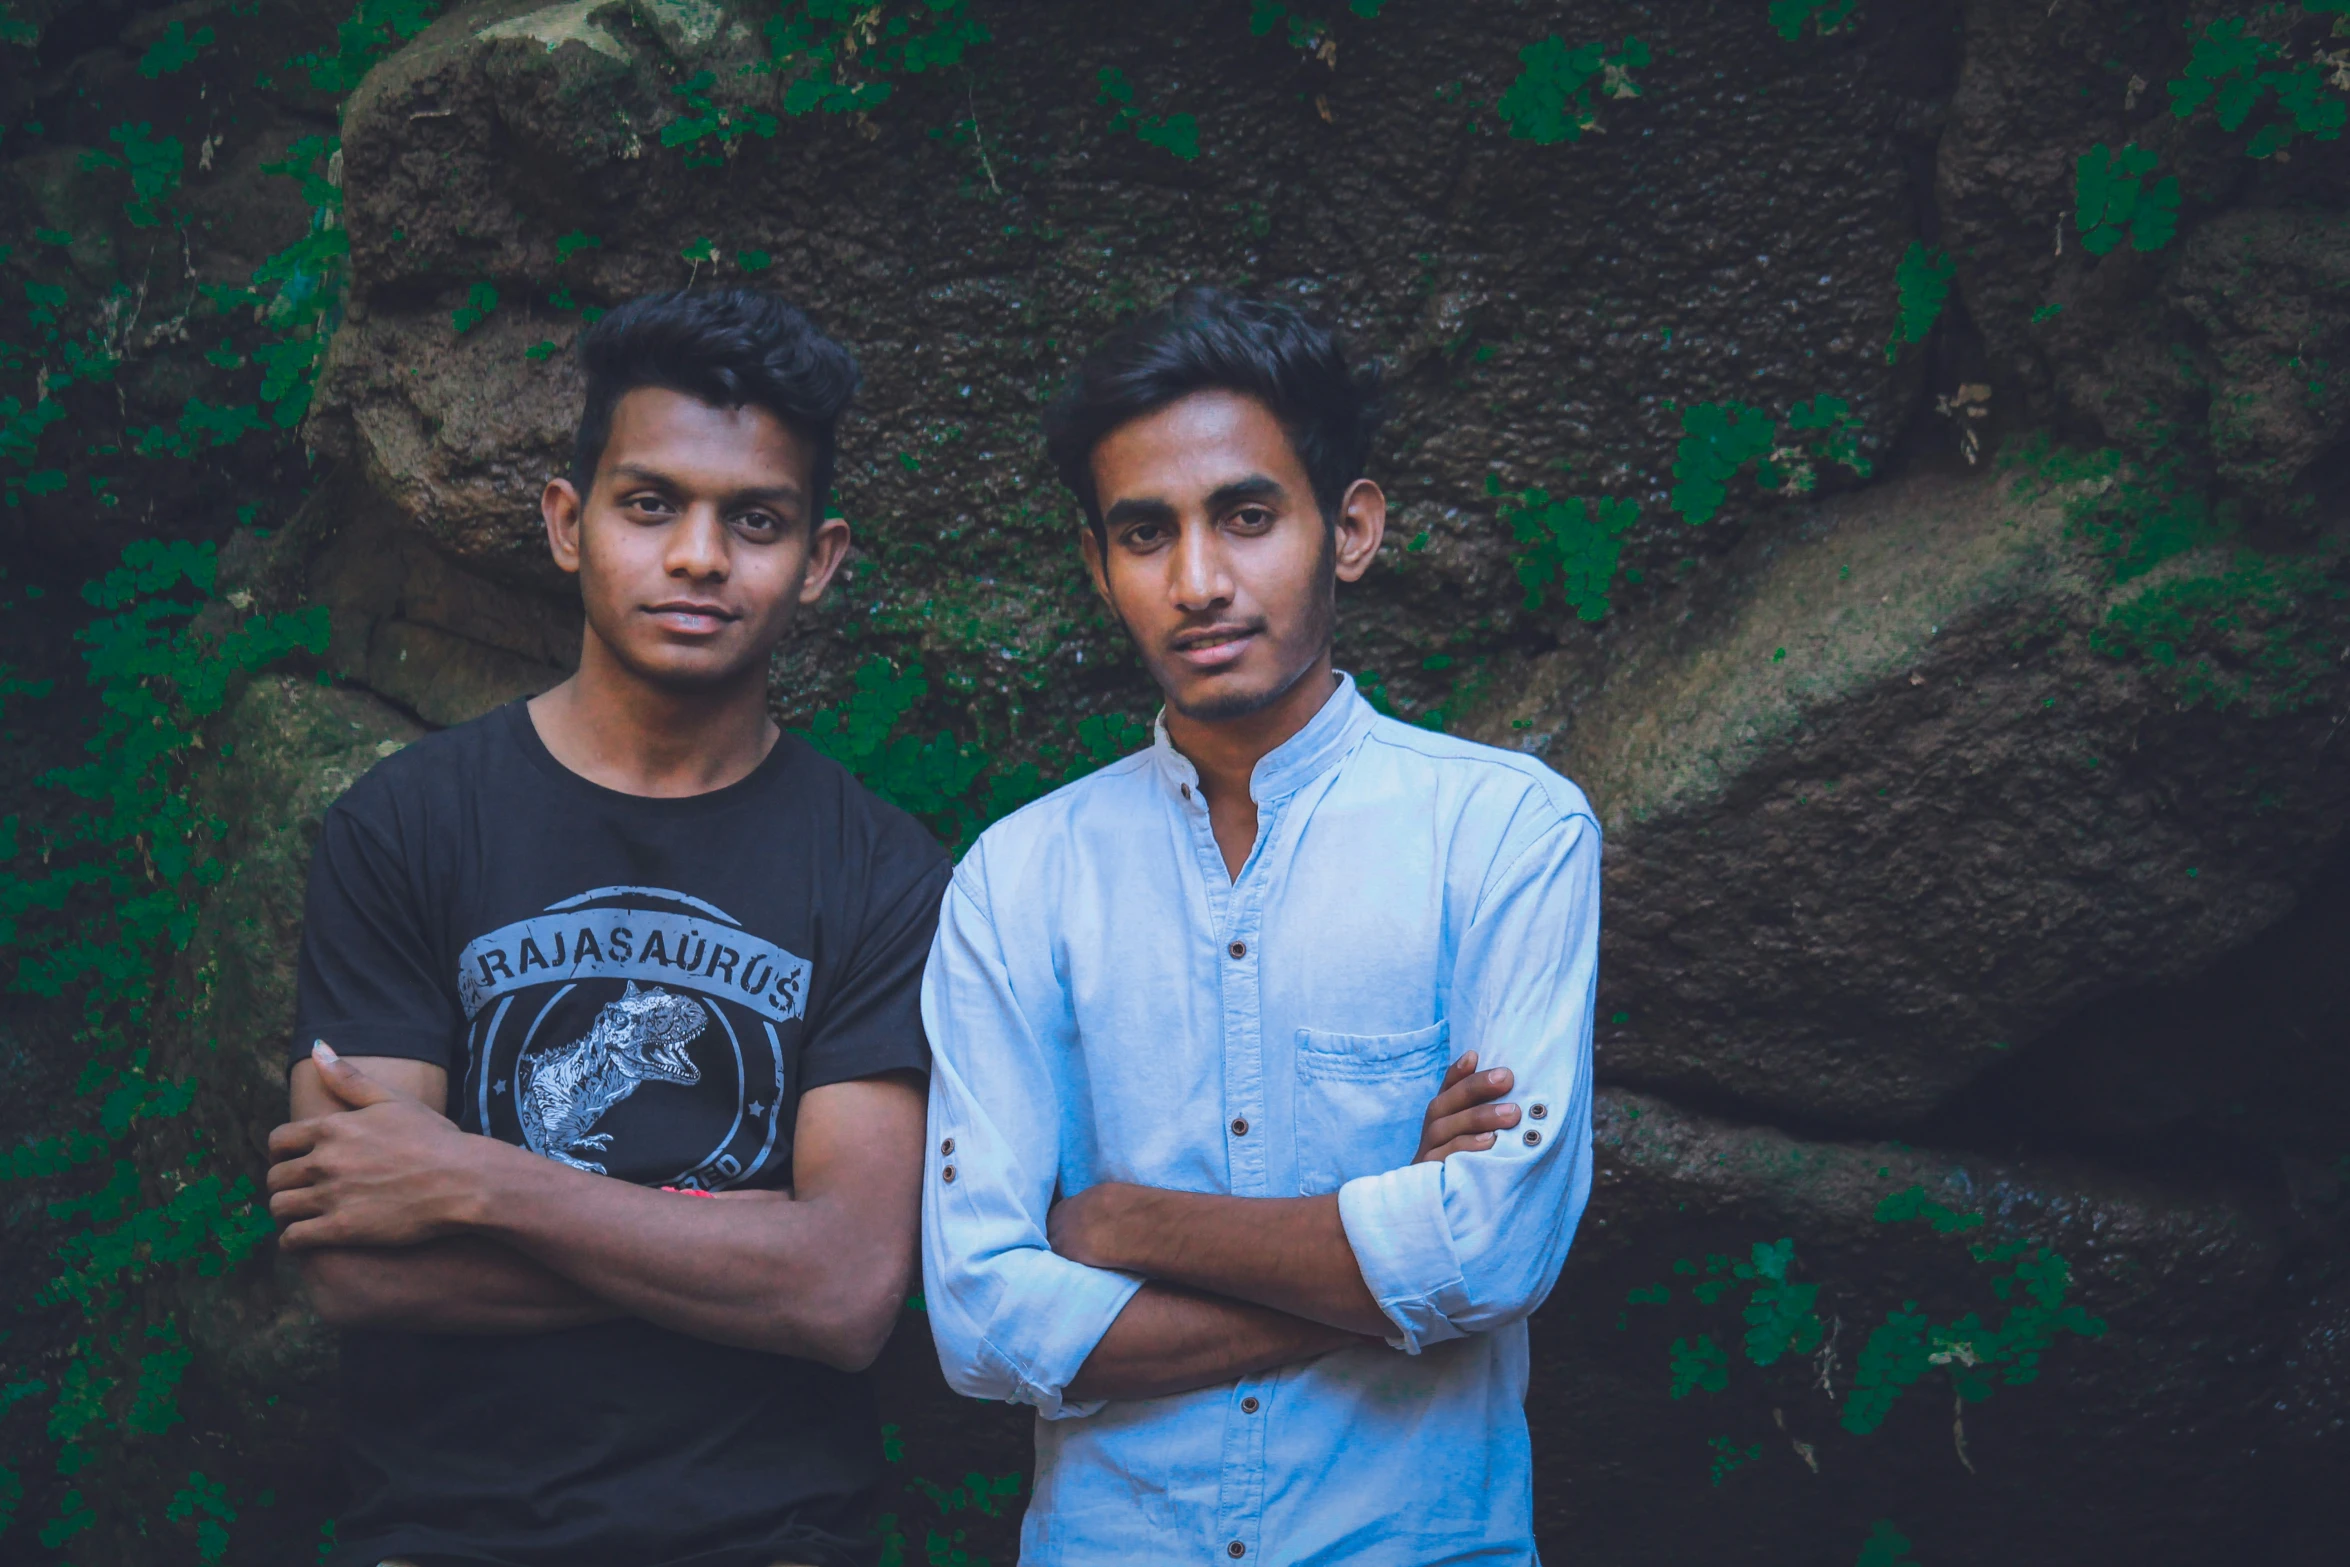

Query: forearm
left=460, top=1141, right=907, bottom=1366
left=298, top=1236, right=620, bottom=1334
left=1062, top=1186, right=1394, bottom=1338
left=1065, top=1282, right=1365, bottom=1401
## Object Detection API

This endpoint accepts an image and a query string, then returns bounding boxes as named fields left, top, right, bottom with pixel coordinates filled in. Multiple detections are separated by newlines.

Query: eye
left=1120, top=520, right=1169, bottom=548
left=1230, top=505, right=1276, bottom=531
left=623, top=491, right=675, bottom=520
left=732, top=510, right=784, bottom=538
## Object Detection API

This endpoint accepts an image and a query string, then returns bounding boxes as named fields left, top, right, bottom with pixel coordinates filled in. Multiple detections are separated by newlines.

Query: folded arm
left=279, top=1056, right=615, bottom=1334
left=1049, top=1050, right=1530, bottom=1339
left=271, top=1047, right=926, bottom=1368
left=1334, top=810, right=1603, bottom=1352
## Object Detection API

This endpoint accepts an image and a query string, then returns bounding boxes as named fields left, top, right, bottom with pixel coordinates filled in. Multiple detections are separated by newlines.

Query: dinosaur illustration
left=517, top=981, right=707, bottom=1173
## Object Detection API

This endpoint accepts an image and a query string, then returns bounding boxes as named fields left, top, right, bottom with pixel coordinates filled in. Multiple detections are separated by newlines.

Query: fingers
left=266, top=1119, right=322, bottom=1162
left=310, top=1041, right=398, bottom=1109
left=274, top=1214, right=337, bottom=1252
left=269, top=1184, right=328, bottom=1231
left=1421, top=1133, right=1500, bottom=1162
left=265, top=1154, right=319, bottom=1196
left=1421, top=1060, right=1514, bottom=1127
left=1426, top=1099, right=1522, bottom=1146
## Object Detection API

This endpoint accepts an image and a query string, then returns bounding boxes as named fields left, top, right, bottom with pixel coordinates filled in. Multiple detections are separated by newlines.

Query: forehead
left=1090, top=389, right=1307, bottom=500
left=599, top=386, right=813, bottom=492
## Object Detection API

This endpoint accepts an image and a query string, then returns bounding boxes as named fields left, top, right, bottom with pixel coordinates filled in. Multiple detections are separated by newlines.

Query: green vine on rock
left=0, top=540, right=329, bottom=1555
left=1884, top=241, right=1954, bottom=364
left=2168, top=14, right=2347, bottom=159
left=2004, top=434, right=2347, bottom=713
left=1855, top=1519, right=1918, bottom=1567
left=799, top=654, right=1149, bottom=851
left=1769, top=0, right=1860, bottom=41
left=1496, top=34, right=1650, bottom=144
left=1668, top=396, right=1871, bottom=526
left=761, top=0, right=991, bottom=117
left=2073, top=143, right=2179, bottom=255
left=284, top=0, right=443, bottom=94
left=78, top=123, right=185, bottom=230
left=1097, top=67, right=1202, bottom=160
left=1486, top=476, right=1640, bottom=622
left=1621, top=1193, right=2105, bottom=1487
left=1248, top=0, right=1389, bottom=52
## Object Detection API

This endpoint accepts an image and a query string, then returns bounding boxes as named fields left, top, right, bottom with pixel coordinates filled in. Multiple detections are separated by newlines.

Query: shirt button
left=1228, top=1544, right=1246, bottom=1559
left=1529, top=1103, right=1548, bottom=1121
left=1230, top=1117, right=1250, bottom=1137
left=1522, top=1129, right=1542, bottom=1147
left=942, top=1165, right=958, bottom=1182
left=1228, top=940, right=1247, bottom=959
left=1241, top=1395, right=1260, bottom=1414
left=940, top=1137, right=956, bottom=1155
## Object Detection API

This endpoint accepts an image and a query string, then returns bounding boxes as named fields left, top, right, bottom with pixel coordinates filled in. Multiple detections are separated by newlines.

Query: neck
left=1162, top=653, right=1338, bottom=805
left=527, top=632, right=777, bottom=798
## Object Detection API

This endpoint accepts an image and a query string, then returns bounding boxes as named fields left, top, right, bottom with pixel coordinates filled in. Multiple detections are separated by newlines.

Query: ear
left=795, top=513, right=855, bottom=605
left=543, top=476, right=586, bottom=576
left=1078, top=523, right=1113, bottom=607
left=1331, top=478, right=1386, bottom=584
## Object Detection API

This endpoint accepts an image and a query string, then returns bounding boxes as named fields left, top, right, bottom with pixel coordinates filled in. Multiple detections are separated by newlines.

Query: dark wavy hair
left=1042, top=286, right=1384, bottom=536
left=570, top=289, right=860, bottom=516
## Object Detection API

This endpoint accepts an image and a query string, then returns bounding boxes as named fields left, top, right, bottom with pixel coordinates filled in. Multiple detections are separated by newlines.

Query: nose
left=664, top=503, right=730, bottom=582
left=1168, top=518, right=1231, bottom=614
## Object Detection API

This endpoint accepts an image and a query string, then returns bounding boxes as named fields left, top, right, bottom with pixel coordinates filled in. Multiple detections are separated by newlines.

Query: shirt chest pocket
left=1293, top=1020, right=1450, bottom=1196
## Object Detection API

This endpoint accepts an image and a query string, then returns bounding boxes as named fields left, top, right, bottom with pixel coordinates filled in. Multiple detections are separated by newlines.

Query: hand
left=1415, top=1051, right=1519, bottom=1163
left=267, top=1043, right=492, bottom=1251
left=1048, top=1181, right=1140, bottom=1271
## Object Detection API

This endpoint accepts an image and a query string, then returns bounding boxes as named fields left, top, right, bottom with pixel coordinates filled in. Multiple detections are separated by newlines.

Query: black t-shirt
left=291, top=701, right=948, bottom=1567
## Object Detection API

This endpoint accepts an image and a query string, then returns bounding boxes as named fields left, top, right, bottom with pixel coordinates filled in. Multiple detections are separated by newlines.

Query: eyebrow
left=1100, top=474, right=1289, bottom=531
left=607, top=464, right=804, bottom=510
left=1206, top=474, right=1286, bottom=511
left=1102, top=495, right=1177, bottom=531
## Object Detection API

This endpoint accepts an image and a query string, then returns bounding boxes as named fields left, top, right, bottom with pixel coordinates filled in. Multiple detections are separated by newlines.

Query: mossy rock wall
left=4, top=1, right=2349, bottom=1563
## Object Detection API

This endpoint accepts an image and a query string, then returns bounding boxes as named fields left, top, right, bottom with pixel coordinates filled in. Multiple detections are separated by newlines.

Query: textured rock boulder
left=1508, top=471, right=2350, bottom=1126
left=1523, top=1088, right=2294, bottom=1566
left=5, top=0, right=2338, bottom=1562
left=1936, top=0, right=2350, bottom=521
left=123, top=673, right=425, bottom=1563
left=309, top=0, right=1948, bottom=706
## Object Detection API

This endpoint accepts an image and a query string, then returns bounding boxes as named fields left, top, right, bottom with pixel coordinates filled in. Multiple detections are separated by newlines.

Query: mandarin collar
left=1151, top=672, right=1376, bottom=805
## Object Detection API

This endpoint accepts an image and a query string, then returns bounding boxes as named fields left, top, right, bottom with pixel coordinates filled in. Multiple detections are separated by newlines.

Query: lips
left=1168, top=624, right=1260, bottom=672
left=643, top=601, right=739, bottom=635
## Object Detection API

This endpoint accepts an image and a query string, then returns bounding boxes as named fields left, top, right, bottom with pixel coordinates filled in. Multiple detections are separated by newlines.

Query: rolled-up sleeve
left=1338, top=807, right=1600, bottom=1353
left=921, top=863, right=1144, bottom=1418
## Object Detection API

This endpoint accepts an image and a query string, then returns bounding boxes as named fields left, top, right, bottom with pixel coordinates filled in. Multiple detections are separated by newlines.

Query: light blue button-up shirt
left=920, top=674, right=1600, bottom=1566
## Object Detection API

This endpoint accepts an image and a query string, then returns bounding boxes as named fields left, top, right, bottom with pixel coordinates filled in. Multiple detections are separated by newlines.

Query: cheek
left=1244, top=529, right=1332, bottom=624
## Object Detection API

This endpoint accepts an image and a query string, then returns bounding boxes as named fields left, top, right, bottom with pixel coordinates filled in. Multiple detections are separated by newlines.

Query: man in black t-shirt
left=267, top=290, right=945, bottom=1567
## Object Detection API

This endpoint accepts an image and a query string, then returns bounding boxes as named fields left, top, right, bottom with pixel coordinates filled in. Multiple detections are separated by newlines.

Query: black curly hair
left=1042, top=286, right=1384, bottom=537
left=569, top=288, right=860, bottom=517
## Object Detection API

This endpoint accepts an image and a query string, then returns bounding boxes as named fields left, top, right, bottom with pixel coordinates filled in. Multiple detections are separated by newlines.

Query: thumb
left=310, top=1040, right=397, bottom=1108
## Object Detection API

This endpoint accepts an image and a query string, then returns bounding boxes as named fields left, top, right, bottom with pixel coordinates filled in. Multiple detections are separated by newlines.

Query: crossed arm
left=268, top=1044, right=926, bottom=1369
left=1049, top=1052, right=1522, bottom=1400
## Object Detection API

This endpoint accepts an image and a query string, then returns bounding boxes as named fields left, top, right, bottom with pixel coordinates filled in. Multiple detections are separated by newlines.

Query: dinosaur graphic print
left=454, top=886, right=812, bottom=1189
left=517, top=982, right=708, bottom=1173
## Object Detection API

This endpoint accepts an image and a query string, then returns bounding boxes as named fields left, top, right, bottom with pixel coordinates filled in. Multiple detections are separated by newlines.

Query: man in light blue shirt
left=920, top=288, right=1601, bottom=1565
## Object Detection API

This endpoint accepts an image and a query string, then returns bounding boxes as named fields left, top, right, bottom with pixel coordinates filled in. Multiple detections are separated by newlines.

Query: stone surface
left=1504, top=469, right=2350, bottom=1127
left=8, top=1, right=2350, bottom=1563
left=1524, top=1087, right=2292, bottom=1566
left=292, top=467, right=580, bottom=724
left=134, top=673, right=424, bottom=1564
left=1936, top=0, right=2350, bottom=521
left=309, top=0, right=1952, bottom=708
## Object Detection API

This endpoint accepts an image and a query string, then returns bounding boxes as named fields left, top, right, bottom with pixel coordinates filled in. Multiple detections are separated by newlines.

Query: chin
left=614, top=642, right=764, bottom=693
left=1163, top=670, right=1289, bottom=723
